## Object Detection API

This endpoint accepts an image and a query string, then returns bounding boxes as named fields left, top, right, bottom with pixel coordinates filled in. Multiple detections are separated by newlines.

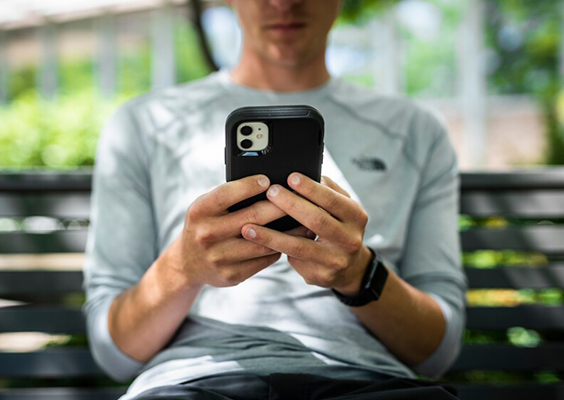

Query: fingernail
left=246, top=227, right=256, bottom=239
left=290, top=173, right=300, bottom=186
left=268, top=185, right=279, bottom=197
left=306, top=230, right=316, bottom=239
left=258, top=176, right=269, bottom=188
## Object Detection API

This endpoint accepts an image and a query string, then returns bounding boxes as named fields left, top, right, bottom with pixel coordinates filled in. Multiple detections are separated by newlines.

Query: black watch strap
left=332, top=247, right=388, bottom=307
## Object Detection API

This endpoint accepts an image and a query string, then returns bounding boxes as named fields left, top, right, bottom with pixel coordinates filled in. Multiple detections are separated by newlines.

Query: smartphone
left=225, top=105, right=324, bottom=232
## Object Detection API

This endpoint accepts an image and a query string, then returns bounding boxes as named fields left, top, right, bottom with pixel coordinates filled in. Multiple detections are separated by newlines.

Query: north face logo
left=352, top=157, right=387, bottom=171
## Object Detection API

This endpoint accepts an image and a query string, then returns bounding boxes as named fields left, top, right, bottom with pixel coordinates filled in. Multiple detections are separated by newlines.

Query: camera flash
left=257, top=133, right=263, bottom=139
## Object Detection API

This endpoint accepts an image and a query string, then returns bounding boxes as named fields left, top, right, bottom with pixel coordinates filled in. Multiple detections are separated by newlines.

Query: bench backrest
left=1, top=169, right=564, bottom=400
left=454, top=170, right=564, bottom=399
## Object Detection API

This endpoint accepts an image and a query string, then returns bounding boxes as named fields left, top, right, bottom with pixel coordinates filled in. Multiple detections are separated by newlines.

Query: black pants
left=132, top=373, right=459, bottom=399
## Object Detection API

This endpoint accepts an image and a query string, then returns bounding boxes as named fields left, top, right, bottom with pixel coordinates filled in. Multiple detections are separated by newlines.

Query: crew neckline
left=215, top=68, right=340, bottom=100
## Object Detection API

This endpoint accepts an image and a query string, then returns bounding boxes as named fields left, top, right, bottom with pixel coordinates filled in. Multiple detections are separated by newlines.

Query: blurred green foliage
left=340, top=0, right=400, bottom=23
left=2, top=0, right=563, bottom=167
left=484, top=0, right=564, bottom=164
left=0, top=89, right=119, bottom=167
left=0, top=18, right=210, bottom=168
left=402, top=1, right=462, bottom=97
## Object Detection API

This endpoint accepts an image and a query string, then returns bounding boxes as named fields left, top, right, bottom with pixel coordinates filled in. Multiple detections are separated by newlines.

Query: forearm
left=108, top=237, right=203, bottom=363
left=349, top=266, right=446, bottom=366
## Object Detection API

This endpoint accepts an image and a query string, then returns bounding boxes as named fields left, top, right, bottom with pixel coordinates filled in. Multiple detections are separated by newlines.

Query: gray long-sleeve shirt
left=82, top=70, right=467, bottom=399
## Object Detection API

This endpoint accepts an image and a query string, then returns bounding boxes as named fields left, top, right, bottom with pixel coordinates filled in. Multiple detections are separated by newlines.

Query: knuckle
left=315, top=272, right=333, bottom=288
left=329, top=256, right=348, bottom=271
left=220, top=269, right=241, bottom=286
left=283, top=197, right=297, bottom=215
left=195, top=226, right=215, bottom=247
left=358, top=209, right=369, bottom=226
left=187, top=201, right=202, bottom=221
left=292, top=242, right=308, bottom=259
left=325, top=195, right=340, bottom=212
left=309, top=212, right=328, bottom=232
left=258, top=244, right=275, bottom=257
left=303, top=274, right=316, bottom=286
left=212, top=188, right=229, bottom=211
left=244, top=204, right=261, bottom=225
left=207, top=251, right=223, bottom=267
left=344, top=236, right=363, bottom=254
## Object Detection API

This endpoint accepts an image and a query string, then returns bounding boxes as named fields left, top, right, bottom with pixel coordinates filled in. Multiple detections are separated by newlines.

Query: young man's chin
left=264, top=46, right=321, bottom=69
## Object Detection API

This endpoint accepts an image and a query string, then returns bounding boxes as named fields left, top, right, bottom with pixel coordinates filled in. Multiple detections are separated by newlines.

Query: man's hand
left=171, top=174, right=311, bottom=289
left=240, top=172, right=373, bottom=296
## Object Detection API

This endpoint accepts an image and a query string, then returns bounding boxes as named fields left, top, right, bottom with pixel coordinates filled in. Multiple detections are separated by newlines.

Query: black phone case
left=225, top=105, right=324, bottom=232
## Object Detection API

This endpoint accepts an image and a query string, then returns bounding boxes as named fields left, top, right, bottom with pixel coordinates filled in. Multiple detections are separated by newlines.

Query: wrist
left=155, top=237, right=204, bottom=295
left=332, top=247, right=389, bottom=307
left=333, top=245, right=373, bottom=296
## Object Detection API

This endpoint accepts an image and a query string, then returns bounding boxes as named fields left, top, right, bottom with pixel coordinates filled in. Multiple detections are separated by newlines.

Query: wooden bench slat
left=0, top=271, right=83, bottom=295
left=467, top=305, right=564, bottom=330
left=465, top=264, right=564, bottom=289
left=0, top=193, right=91, bottom=219
left=461, top=226, right=564, bottom=254
left=0, top=387, right=126, bottom=400
left=0, top=254, right=84, bottom=270
left=460, top=190, right=564, bottom=217
left=460, top=170, right=564, bottom=190
left=2, top=302, right=564, bottom=334
left=0, top=306, right=85, bottom=334
left=0, top=348, right=104, bottom=378
left=452, top=344, right=564, bottom=371
left=0, top=231, right=87, bottom=254
left=455, top=383, right=564, bottom=400
left=0, top=172, right=92, bottom=192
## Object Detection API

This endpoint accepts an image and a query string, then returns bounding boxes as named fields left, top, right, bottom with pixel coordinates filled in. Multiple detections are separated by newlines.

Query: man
left=82, top=0, right=467, bottom=398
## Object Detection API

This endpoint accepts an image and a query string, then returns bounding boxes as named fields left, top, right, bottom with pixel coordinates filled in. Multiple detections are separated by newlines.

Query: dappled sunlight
left=0, top=332, right=70, bottom=352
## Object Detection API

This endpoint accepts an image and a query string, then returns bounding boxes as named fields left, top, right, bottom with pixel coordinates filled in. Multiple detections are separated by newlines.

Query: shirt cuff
left=87, top=294, right=144, bottom=382
left=411, top=293, right=462, bottom=377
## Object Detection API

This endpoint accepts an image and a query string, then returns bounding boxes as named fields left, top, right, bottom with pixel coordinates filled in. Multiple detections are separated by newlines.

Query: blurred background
left=0, top=0, right=563, bottom=170
left=0, top=0, right=563, bottom=395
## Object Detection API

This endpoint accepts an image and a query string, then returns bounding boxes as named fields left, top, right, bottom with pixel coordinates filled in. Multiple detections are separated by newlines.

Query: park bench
left=0, top=169, right=563, bottom=399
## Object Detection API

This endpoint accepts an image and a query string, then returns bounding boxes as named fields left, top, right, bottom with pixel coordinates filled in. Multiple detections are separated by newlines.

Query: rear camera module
left=236, top=122, right=268, bottom=152
left=241, top=126, right=253, bottom=136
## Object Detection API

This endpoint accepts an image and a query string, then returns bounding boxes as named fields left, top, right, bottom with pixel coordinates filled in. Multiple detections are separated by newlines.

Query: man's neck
left=230, top=49, right=331, bottom=92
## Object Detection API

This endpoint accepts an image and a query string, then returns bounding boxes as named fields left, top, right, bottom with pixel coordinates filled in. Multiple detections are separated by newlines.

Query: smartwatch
left=332, top=247, right=388, bottom=307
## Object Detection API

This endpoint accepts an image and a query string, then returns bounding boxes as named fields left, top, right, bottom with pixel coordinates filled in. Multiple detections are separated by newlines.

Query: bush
left=0, top=89, right=124, bottom=168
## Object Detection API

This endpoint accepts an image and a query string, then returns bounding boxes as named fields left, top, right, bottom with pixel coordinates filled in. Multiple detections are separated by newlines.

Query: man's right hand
left=169, top=174, right=310, bottom=289
left=108, top=174, right=312, bottom=363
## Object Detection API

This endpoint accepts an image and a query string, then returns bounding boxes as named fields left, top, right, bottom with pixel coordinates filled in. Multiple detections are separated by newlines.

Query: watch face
left=368, top=258, right=388, bottom=299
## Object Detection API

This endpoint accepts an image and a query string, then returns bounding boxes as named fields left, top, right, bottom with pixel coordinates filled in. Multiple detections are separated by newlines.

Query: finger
left=287, top=257, right=332, bottom=287
left=321, top=175, right=351, bottom=198
left=216, top=252, right=282, bottom=287
left=287, top=173, right=359, bottom=223
left=218, top=200, right=287, bottom=238
left=211, top=237, right=281, bottom=264
left=244, top=252, right=282, bottom=273
left=194, top=174, right=270, bottom=216
left=242, top=224, right=319, bottom=262
left=266, top=184, right=343, bottom=241
left=284, top=224, right=316, bottom=239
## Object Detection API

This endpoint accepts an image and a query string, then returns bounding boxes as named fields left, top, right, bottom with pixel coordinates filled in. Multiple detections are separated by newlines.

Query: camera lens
left=241, top=139, right=253, bottom=149
left=241, top=126, right=253, bottom=136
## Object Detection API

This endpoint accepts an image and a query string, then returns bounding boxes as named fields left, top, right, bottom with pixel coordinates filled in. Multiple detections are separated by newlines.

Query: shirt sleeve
left=399, top=110, right=468, bottom=378
left=82, top=102, right=157, bottom=382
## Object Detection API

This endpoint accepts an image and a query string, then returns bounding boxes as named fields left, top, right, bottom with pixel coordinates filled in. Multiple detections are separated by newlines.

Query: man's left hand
left=241, top=172, right=373, bottom=296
